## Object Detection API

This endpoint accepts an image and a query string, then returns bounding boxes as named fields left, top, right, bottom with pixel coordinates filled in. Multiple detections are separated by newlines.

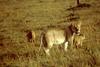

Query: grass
left=0, top=0, right=100, bottom=67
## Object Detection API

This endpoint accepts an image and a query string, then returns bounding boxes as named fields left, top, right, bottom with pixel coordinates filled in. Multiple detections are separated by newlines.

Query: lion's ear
left=69, top=23, right=73, bottom=28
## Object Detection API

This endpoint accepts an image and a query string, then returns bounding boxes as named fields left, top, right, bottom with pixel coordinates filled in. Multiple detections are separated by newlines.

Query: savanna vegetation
left=0, top=0, right=100, bottom=67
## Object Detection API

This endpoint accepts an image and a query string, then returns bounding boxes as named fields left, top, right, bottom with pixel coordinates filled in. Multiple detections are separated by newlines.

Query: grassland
left=0, top=0, right=100, bottom=67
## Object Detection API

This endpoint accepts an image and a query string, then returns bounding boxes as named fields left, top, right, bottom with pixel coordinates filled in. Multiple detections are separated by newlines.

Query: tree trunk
left=77, top=0, right=80, bottom=5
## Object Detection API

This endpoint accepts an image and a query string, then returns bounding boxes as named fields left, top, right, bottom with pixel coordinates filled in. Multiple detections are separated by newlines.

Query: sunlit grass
left=0, top=0, right=100, bottom=67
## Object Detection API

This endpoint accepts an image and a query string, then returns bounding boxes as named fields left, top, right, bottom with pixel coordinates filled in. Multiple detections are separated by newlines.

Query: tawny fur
left=40, top=22, right=81, bottom=55
left=27, top=30, right=36, bottom=43
left=73, top=34, right=85, bottom=48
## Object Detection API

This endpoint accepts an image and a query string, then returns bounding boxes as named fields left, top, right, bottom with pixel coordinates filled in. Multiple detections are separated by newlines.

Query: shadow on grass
left=66, top=13, right=80, bottom=22
left=67, top=3, right=91, bottom=11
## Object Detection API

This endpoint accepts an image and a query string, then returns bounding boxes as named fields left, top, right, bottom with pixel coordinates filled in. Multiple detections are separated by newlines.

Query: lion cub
left=73, top=34, right=85, bottom=48
left=26, top=30, right=36, bottom=43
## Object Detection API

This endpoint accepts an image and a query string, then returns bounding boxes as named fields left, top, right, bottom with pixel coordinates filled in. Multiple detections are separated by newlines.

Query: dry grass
left=0, top=0, right=100, bottom=67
